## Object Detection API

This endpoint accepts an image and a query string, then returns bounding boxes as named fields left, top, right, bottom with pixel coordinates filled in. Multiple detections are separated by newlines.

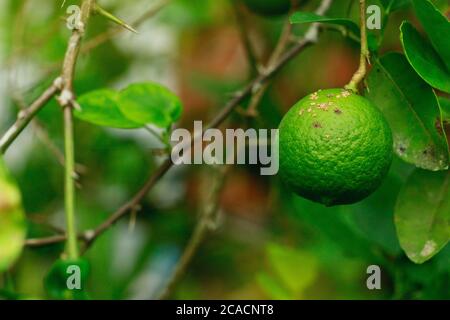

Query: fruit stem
left=345, top=0, right=369, bottom=93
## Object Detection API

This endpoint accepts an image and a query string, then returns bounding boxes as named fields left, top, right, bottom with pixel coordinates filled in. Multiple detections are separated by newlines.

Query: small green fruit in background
left=241, top=0, right=295, bottom=16
left=0, top=157, right=26, bottom=272
left=278, top=88, right=393, bottom=206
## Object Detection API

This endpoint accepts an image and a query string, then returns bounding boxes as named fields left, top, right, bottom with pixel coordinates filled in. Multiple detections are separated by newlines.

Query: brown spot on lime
left=398, top=145, right=406, bottom=154
left=334, top=108, right=342, bottom=115
left=422, top=147, right=436, bottom=158
left=313, top=122, right=322, bottom=128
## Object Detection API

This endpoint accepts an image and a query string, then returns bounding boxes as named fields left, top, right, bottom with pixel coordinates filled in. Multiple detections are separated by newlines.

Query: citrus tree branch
left=57, top=0, right=95, bottom=260
left=158, top=166, right=228, bottom=300
left=81, top=0, right=170, bottom=54
left=0, top=81, right=60, bottom=154
left=345, top=0, right=369, bottom=92
left=25, top=0, right=334, bottom=249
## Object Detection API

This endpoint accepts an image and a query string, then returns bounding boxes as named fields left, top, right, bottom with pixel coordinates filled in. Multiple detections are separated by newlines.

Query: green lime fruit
left=0, top=158, right=26, bottom=272
left=241, top=0, right=293, bottom=16
left=278, top=88, right=393, bottom=206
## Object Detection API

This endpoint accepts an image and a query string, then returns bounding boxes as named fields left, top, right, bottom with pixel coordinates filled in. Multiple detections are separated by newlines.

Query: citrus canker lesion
left=278, top=88, right=393, bottom=206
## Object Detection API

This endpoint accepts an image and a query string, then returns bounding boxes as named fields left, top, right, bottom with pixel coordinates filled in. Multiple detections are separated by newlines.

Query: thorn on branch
left=57, top=89, right=75, bottom=107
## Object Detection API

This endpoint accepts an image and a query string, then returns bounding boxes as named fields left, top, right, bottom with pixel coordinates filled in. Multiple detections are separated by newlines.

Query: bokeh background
left=0, top=0, right=449, bottom=299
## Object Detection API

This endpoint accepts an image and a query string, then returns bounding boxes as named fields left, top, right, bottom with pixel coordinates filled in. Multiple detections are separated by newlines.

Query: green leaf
left=366, top=53, right=449, bottom=171
left=266, top=243, right=318, bottom=297
left=290, top=195, right=379, bottom=260
left=412, top=0, right=450, bottom=71
left=0, top=157, right=26, bottom=273
left=395, top=169, right=450, bottom=264
left=118, top=82, right=183, bottom=128
left=439, top=97, right=450, bottom=120
left=380, top=0, right=411, bottom=12
left=290, top=12, right=360, bottom=36
left=256, top=272, right=292, bottom=300
left=438, top=97, right=450, bottom=153
left=346, top=158, right=411, bottom=256
left=76, top=89, right=142, bottom=129
left=400, top=22, right=450, bottom=93
left=44, top=259, right=90, bottom=300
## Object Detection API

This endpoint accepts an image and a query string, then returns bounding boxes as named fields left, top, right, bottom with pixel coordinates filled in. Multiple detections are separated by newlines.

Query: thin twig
left=345, top=0, right=369, bottom=92
left=232, top=2, right=259, bottom=76
left=246, top=18, right=293, bottom=117
left=158, top=166, right=229, bottom=300
left=25, top=0, right=334, bottom=249
left=0, top=81, right=60, bottom=154
left=81, top=0, right=170, bottom=53
left=58, top=0, right=95, bottom=260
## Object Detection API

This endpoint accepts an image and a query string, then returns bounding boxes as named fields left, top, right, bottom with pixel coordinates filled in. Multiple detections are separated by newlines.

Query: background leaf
left=44, top=259, right=90, bottom=300
left=76, top=89, right=142, bottom=129
left=412, top=0, right=450, bottom=70
left=118, top=82, right=183, bottom=128
left=400, top=22, right=450, bottom=93
left=290, top=12, right=360, bottom=36
left=266, top=243, right=318, bottom=296
left=366, top=53, right=449, bottom=171
left=380, top=0, right=411, bottom=12
left=439, top=97, right=450, bottom=120
left=0, top=157, right=26, bottom=273
left=394, top=169, right=450, bottom=263
left=290, top=195, right=380, bottom=261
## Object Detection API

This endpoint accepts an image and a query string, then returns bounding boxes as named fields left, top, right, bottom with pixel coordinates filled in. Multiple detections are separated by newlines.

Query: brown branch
left=158, top=166, right=229, bottom=300
left=0, top=80, right=61, bottom=154
left=25, top=0, right=334, bottom=249
left=246, top=18, right=293, bottom=117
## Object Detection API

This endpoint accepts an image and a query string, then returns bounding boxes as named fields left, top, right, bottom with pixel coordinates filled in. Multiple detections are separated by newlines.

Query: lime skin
left=278, top=88, right=393, bottom=206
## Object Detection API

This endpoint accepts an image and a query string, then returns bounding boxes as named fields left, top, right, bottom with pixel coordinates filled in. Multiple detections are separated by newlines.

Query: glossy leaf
left=0, top=157, right=26, bottom=273
left=395, top=169, right=450, bottom=264
left=290, top=12, right=360, bottom=36
left=118, top=82, right=183, bottom=128
left=400, top=22, right=450, bottom=93
left=76, top=89, right=142, bottom=129
left=412, top=0, right=450, bottom=70
left=366, top=53, right=449, bottom=171
left=44, top=259, right=90, bottom=300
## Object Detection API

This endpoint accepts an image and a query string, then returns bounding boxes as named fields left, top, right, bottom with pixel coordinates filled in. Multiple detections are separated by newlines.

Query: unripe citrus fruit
left=0, top=158, right=26, bottom=272
left=278, top=88, right=393, bottom=206
left=241, top=0, right=293, bottom=16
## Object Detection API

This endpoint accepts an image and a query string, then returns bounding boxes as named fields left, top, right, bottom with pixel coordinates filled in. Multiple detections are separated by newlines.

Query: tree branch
left=157, top=166, right=228, bottom=300
left=57, top=0, right=95, bottom=260
left=0, top=80, right=60, bottom=154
